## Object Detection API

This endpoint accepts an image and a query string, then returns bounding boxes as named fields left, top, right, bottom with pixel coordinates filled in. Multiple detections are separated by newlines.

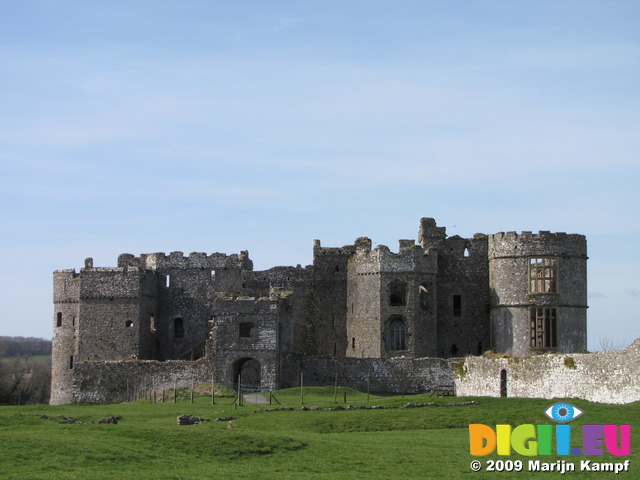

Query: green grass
left=1, top=354, right=51, bottom=362
left=1, top=389, right=638, bottom=479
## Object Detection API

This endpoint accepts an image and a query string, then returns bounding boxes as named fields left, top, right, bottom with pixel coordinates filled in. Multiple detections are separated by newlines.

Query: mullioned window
left=529, top=257, right=557, bottom=293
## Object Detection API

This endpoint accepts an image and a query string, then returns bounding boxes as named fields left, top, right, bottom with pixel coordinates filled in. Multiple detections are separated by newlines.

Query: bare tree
left=0, top=356, right=51, bottom=405
left=598, top=336, right=628, bottom=352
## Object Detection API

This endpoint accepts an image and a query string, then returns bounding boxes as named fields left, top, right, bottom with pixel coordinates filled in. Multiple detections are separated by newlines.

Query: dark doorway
left=500, top=369, right=507, bottom=397
left=233, top=357, right=261, bottom=392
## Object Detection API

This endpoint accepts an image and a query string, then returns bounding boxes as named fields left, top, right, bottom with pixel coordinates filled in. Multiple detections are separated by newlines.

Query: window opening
left=174, top=318, right=184, bottom=338
left=150, top=314, right=156, bottom=333
left=69, top=356, right=74, bottom=370
left=352, top=337, right=355, bottom=349
left=453, top=295, right=462, bottom=316
left=239, top=322, right=255, bottom=338
left=529, top=258, right=557, bottom=293
left=500, top=369, right=507, bottom=397
left=387, top=318, right=406, bottom=350
left=56, top=312, right=62, bottom=327
left=166, top=275, right=171, bottom=288
left=451, top=344, right=458, bottom=355
left=463, top=247, right=470, bottom=257
left=389, top=281, right=407, bottom=306
left=125, top=320, right=134, bottom=328
left=419, top=285, right=429, bottom=310
left=530, top=307, right=557, bottom=348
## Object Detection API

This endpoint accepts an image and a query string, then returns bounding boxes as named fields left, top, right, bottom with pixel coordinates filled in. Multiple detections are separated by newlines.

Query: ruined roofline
left=313, top=239, right=357, bottom=256
left=117, top=250, right=253, bottom=271
left=490, top=231, right=585, bottom=240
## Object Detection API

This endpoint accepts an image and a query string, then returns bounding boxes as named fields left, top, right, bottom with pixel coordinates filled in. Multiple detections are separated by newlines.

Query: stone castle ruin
left=50, top=217, right=589, bottom=405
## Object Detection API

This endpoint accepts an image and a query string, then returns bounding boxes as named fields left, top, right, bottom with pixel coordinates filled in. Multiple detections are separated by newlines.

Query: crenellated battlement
left=350, top=239, right=437, bottom=273
left=117, top=250, right=253, bottom=271
left=313, top=239, right=357, bottom=257
left=488, top=230, right=586, bottom=258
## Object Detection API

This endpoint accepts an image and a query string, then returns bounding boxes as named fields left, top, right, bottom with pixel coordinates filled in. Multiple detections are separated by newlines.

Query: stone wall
left=436, top=234, right=490, bottom=357
left=72, top=359, right=214, bottom=404
left=282, top=355, right=456, bottom=394
left=454, top=338, right=640, bottom=404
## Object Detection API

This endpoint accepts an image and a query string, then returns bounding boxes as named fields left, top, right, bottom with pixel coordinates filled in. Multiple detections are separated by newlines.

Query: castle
left=50, top=218, right=588, bottom=405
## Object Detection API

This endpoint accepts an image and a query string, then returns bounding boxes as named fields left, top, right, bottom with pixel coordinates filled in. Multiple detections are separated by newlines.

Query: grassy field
left=0, top=388, right=637, bottom=479
left=1, top=354, right=51, bottom=362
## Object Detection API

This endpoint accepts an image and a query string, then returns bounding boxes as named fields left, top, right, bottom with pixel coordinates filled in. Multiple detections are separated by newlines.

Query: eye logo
left=544, top=402, right=583, bottom=423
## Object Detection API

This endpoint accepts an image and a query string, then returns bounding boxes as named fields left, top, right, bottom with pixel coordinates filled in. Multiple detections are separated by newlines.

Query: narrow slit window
left=174, top=318, right=184, bottom=338
left=69, top=355, right=74, bottom=370
left=453, top=295, right=462, bottom=317
left=56, top=312, right=62, bottom=327
left=166, top=275, right=171, bottom=288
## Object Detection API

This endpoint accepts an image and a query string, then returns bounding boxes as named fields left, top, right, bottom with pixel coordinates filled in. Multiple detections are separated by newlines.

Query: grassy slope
left=0, top=390, right=637, bottom=479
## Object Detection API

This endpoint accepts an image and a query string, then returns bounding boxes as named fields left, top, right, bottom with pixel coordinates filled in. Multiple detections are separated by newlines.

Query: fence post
left=367, top=374, right=370, bottom=402
left=300, top=372, right=304, bottom=405
left=173, top=376, right=177, bottom=403
left=236, top=374, right=242, bottom=408
left=190, top=371, right=194, bottom=405
left=333, top=372, right=338, bottom=404
left=211, top=373, right=215, bottom=405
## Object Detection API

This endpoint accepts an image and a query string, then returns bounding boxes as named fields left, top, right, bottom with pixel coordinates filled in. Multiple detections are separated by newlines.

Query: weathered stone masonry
left=51, top=217, right=590, bottom=404
left=454, top=339, right=640, bottom=404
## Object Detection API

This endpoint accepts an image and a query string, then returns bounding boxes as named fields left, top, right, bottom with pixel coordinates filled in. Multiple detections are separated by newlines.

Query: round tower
left=50, top=269, right=81, bottom=405
left=488, top=231, right=587, bottom=356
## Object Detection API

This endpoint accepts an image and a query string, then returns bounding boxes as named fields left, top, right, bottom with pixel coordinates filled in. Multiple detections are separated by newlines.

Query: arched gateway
left=232, top=357, right=261, bottom=392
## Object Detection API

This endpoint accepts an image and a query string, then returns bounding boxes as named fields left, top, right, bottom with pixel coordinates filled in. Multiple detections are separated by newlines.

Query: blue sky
left=1, top=1, right=638, bottom=351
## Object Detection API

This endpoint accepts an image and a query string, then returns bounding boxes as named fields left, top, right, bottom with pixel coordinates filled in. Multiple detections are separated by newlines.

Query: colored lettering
left=537, top=424, right=553, bottom=455
left=582, top=424, right=604, bottom=456
left=512, top=424, right=537, bottom=456
left=496, top=425, right=511, bottom=455
left=556, top=424, right=571, bottom=456
left=469, top=424, right=496, bottom=456
left=469, top=423, right=631, bottom=457
left=604, top=425, right=630, bottom=456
